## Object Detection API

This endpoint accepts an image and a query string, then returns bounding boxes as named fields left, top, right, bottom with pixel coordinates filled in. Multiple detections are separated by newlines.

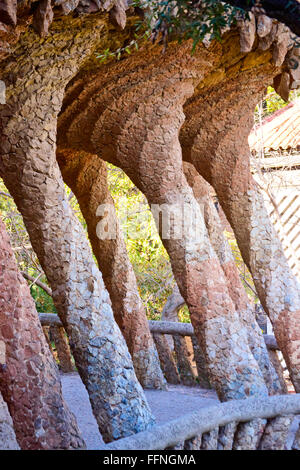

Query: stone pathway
left=61, top=372, right=299, bottom=450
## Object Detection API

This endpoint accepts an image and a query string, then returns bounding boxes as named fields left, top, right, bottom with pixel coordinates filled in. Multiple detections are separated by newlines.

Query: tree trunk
left=0, top=16, right=154, bottom=443
left=57, top=149, right=166, bottom=390
left=0, top=218, right=84, bottom=449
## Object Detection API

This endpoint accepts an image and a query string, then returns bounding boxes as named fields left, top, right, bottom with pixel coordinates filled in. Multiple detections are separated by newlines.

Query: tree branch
left=21, top=271, right=53, bottom=297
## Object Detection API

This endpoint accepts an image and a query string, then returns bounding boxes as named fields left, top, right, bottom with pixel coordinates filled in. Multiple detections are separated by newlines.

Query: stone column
left=183, top=162, right=283, bottom=395
left=153, top=334, right=180, bottom=384
left=161, top=284, right=185, bottom=349
left=0, top=217, right=84, bottom=449
left=0, top=392, right=19, bottom=450
left=50, top=325, right=74, bottom=373
left=57, top=149, right=166, bottom=389
left=181, top=69, right=300, bottom=392
left=0, top=16, right=154, bottom=443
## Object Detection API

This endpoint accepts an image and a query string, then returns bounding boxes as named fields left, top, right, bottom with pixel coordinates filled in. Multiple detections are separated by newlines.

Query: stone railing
left=39, top=313, right=281, bottom=388
left=38, top=313, right=300, bottom=450
left=101, top=394, right=300, bottom=450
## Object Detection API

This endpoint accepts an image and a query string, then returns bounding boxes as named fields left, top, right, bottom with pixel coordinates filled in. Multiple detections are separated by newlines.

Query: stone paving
left=61, top=372, right=218, bottom=449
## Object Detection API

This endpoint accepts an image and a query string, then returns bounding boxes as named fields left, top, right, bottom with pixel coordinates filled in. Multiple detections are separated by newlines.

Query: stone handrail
left=39, top=313, right=62, bottom=327
left=39, top=313, right=280, bottom=387
left=39, top=313, right=279, bottom=350
left=102, top=394, right=300, bottom=450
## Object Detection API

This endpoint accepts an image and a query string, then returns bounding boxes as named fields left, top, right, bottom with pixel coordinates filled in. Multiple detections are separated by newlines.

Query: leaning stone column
left=152, top=333, right=181, bottom=385
left=0, top=15, right=154, bottom=443
left=57, top=149, right=166, bottom=390
left=183, top=162, right=283, bottom=396
left=50, top=325, right=74, bottom=373
left=0, top=392, right=19, bottom=450
left=0, top=217, right=84, bottom=449
left=57, top=44, right=268, bottom=404
left=181, top=69, right=300, bottom=392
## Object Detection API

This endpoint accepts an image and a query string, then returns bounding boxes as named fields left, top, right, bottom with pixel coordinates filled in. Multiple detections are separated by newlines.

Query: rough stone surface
left=259, top=415, right=293, bottom=450
left=292, top=422, right=300, bottom=450
left=161, top=284, right=184, bottom=349
left=233, top=418, right=266, bottom=450
left=268, top=350, right=288, bottom=394
left=159, top=287, right=195, bottom=386
left=61, top=373, right=300, bottom=450
left=180, top=52, right=300, bottom=394
left=61, top=372, right=218, bottom=449
left=105, top=393, right=300, bottom=450
left=0, top=9, right=298, bottom=448
left=153, top=333, right=180, bottom=385
left=173, top=335, right=197, bottom=386
left=191, top=335, right=211, bottom=389
left=0, top=14, right=154, bottom=443
left=256, top=15, right=273, bottom=38
left=50, top=325, right=74, bottom=373
left=0, top=0, right=17, bottom=26
left=217, top=422, right=237, bottom=450
left=57, top=149, right=166, bottom=390
left=237, top=12, right=256, bottom=53
left=0, top=218, right=84, bottom=449
left=201, top=427, right=219, bottom=450
left=0, top=392, right=19, bottom=450
left=33, top=0, right=54, bottom=37
left=183, top=162, right=283, bottom=396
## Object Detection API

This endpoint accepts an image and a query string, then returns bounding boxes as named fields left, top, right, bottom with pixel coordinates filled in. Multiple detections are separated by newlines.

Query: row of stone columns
left=0, top=15, right=155, bottom=444
left=56, top=33, right=300, bottom=447
left=183, top=162, right=282, bottom=396
left=0, top=15, right=298, bottom=449
left=57, top=45, right=270, bottom=405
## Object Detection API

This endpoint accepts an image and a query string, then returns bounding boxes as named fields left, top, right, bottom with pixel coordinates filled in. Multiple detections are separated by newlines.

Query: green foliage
left=263, top=87, right=288, bottom=115
left=30, top=284, right=57, bottom=313
left=143, top=0, right=243, bottom=51
left=0, top=179, right=59, bottom=313
left=96, top=31, right=150, bottom=63
left=178, top=304, right=191, bottom=323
